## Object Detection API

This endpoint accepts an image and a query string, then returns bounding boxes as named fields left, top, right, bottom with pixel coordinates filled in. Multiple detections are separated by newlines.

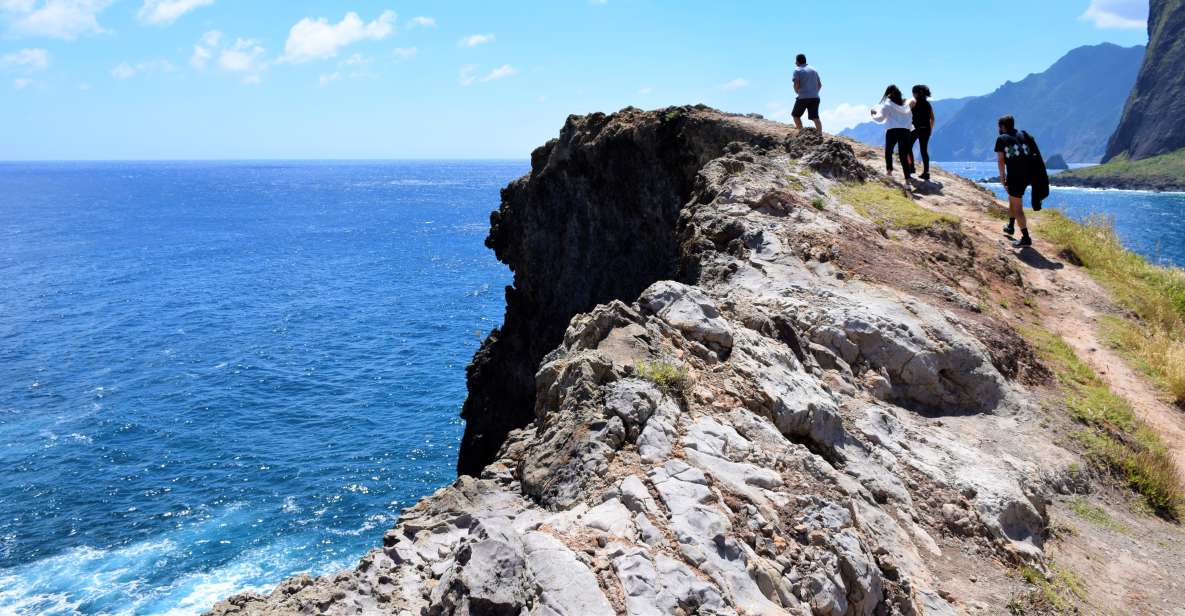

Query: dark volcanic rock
left=1045, top=153, right=1068, bottom=170
left=1104, top=0, right=1185, bottom=161
left=456, top=106, right=789, bottom=474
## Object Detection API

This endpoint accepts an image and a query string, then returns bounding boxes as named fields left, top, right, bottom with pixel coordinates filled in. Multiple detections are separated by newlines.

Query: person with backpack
left=870, top=85, right=914, bottom=183
left=909, top=85, right=934, bottom=181
left=995, top=115, right=1049, bottom=247
left=791, top=54, right=823, bottom=132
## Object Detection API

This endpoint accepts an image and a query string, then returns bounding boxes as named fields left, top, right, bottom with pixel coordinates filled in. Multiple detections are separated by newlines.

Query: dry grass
left=635, top=360, right=691, bottom=396
left=1037, top=211, right=1185, bottom=405
left=1022, top=325, right=1184, bottom=519
left=835, top=182, right=960, bottom=230
left=1010, top=564, right=1086, bottom=614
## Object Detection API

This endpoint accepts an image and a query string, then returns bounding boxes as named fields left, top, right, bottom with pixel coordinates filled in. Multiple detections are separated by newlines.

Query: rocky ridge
left=208, top=107, right=1172, bottom=615
left=1104, top=0, right=1185, bottom=162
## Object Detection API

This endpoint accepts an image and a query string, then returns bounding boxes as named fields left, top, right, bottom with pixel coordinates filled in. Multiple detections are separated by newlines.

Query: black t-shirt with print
left=994, top=129, right=1033, bottom=179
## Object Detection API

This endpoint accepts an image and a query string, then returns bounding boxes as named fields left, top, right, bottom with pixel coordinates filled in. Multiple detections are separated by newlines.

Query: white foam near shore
left=0, top=504, right=363, bottom=616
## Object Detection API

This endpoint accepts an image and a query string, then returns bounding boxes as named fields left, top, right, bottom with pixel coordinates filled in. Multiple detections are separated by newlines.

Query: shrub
left=636, top=360, right=691, bottom=396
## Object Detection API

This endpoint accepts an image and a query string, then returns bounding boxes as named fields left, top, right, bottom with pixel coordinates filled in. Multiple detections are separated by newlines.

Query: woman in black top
left=909, top=85, right=934, bottom=180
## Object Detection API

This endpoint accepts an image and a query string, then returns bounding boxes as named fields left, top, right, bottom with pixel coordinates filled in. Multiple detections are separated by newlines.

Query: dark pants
left=885, top=128, right=912, bottom=178
left=911, top=127, right=931, bottom=175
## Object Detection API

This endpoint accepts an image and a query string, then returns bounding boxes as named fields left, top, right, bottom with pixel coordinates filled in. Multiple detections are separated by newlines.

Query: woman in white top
left=870, top=85, right=914, bottom=182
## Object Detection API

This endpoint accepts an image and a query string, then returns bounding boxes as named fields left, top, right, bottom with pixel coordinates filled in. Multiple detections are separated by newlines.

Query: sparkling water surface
left=0, top=161, right=523, bottom=615
left=1, top=158, right=1181, bottom=615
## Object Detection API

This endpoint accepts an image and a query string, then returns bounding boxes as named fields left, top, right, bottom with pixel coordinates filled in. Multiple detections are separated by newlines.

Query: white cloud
left=190, top=30, right=265, bottom=82
left=460, top=63, right=517, bottom=86
left=406, top=16, right=434, bottom=28
left=282, top=10, right=395, bottom=63
left=111, top=62, right=134, bottom=78
left=318, top=71, right=339, bottom=87
left=638, top=86, right=652, bottom=95
left=1080, top=0, right=1147, bottom=28
left=458, top=33, right=494, bottom=48
left=110, top=58, right=175, bottom=79
left=483, top=64, right=516, bottom=81
left=13, top=76, right=32, bottom=89
left=0, top=47, right=49, bottom=72
left=342, top=52, right=369, bottom=66
left=820, top=102, right=872, bottom=131
left=7, top=0, right=111, bottom=40
left=137, top=0, right=213, bottom=25
left=0, top=1, right=36, bottom=12
left=721, top=78, right=748, bottom=91
left=458, top=64, right=477, bottom=86
left=219, top=38, right=265, bottom=72
left=392, top=46, right=417, bottom=60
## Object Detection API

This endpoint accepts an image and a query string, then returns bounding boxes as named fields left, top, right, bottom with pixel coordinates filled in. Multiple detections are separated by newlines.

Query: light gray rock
left=639, top=280, right=735, bottom=352
left=523, top=531, right=615, bottom=616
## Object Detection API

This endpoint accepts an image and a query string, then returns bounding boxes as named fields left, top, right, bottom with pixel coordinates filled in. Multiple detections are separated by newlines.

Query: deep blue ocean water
left=0, top=161, right=523, bottom=615
left=1, top=159, right=1182, bottom=615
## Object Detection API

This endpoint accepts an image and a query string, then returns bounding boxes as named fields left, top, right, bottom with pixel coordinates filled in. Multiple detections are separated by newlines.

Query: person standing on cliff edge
left=792, top=54, right=822, bottom=132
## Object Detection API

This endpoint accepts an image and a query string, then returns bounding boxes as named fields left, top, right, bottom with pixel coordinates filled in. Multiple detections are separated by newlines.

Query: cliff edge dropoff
left=1104, top=0, right=1185, bottom=162
left=209, top=107, right=1185, bottom=615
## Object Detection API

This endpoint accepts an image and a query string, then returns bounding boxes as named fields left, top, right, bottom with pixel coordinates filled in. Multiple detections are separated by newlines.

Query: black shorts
left=792, top=98, right=820, bottom=120
left=1005, top=176, right=1031, bottom=199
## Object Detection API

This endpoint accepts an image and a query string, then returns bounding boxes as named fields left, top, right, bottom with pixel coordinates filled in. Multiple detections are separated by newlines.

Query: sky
left=0, top=0, right=1151, bottom=160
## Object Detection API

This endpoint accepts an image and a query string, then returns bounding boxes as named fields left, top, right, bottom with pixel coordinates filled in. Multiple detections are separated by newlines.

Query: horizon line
left=0, top=157, right=532, bottom=164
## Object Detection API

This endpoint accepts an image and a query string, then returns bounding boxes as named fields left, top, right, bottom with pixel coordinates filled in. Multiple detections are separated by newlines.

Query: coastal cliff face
left=456, top=108, right=776, bottom=474
left=207, top=107, right=1124, bottom=615
left=1104, top=0, right=1185, bottom=161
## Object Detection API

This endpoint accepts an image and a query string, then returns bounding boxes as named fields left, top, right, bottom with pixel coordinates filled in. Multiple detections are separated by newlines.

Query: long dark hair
left=912, top=84, right=931, bottom=101
left=881, top=85, right=904, bottom=105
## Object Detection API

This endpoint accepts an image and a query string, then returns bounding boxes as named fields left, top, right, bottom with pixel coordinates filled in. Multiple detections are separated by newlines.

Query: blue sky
left=0, top=0, right=1150, bottom=159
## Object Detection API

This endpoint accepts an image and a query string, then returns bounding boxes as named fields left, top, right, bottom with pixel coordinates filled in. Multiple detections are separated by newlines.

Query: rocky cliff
left=1104, top=0, right=1185, bottom=161
left=208, top=108, right=1185, bottom=616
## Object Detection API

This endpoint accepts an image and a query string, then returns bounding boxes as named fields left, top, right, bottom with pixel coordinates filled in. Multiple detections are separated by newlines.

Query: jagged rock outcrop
left=1104, top=0, right=1185, bottom=161
left=209, top=107, right=1088, bottom=616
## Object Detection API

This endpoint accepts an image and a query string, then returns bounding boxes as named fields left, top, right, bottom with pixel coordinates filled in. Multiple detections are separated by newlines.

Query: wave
left=0, top=504, right=362, bottom=616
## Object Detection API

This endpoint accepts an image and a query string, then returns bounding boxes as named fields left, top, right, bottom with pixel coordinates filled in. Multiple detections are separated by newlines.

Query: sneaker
left=1012, top=235, right=1032, bottom=247
left=920, top=172, right=931, bottom=181
left=1002, top=224, right=1015, bottom=236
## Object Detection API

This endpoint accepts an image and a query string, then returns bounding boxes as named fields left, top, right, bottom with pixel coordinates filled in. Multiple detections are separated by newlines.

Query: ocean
left=0, top=161, right=522, bottom=615
left=0, top=159, right=1182, bottom=615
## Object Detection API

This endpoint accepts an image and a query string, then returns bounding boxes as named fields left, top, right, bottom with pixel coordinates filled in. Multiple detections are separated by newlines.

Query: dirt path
left=910, top=171, right=1185, bottom=480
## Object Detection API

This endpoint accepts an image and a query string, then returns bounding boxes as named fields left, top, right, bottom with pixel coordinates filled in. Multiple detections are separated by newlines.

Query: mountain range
left=841, top=43, right=1145, bottom=163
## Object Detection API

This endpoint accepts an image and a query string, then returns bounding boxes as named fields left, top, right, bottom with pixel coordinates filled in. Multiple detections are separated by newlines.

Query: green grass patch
left=1011, top=564, right=1086, bottom=614
left=1023, top=324, right=1183, bottom=519
left=636, top=360, right=691, bottom=396
left=1058, top=149, right=1185, bottom=189
left=810, top=195, right=826, bottom=210
left=1068, top=497, right=1128, bottom=533
left=834, top=182, right=960, bottom=230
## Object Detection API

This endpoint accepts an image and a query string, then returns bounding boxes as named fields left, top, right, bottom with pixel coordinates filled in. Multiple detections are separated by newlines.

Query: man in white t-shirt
left=792, top=54, right=822, bottom=132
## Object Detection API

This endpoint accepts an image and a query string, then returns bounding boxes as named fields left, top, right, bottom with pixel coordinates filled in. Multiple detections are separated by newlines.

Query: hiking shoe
left=920, top=172, right=931, bottom=181
left=1002, top=224, right=1015, bottom=236
left=1012, top=235, right=1032, bottom=247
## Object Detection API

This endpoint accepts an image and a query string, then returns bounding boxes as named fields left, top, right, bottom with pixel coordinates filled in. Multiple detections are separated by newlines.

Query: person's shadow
left=1015, top=246, right=1064, bottom=270
left=911, top=178, right=944, bottom=195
